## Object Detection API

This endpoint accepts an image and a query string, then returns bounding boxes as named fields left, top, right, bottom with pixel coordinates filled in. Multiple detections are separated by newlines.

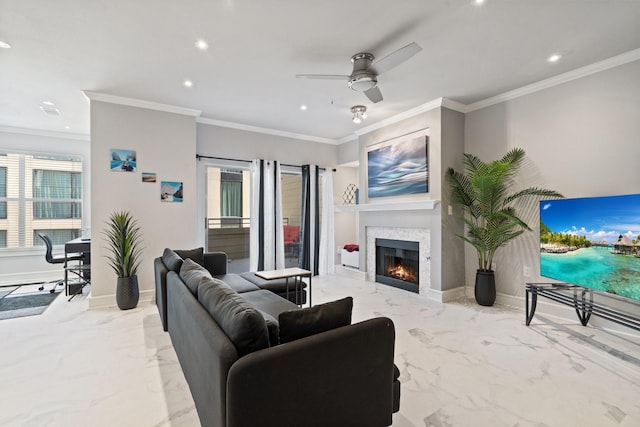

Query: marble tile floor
left=1, top=275, right=639, bottom=427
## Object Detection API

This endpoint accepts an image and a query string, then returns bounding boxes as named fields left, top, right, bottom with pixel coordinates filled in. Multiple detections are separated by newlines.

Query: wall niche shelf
left=334, top=200, right=439, bottom=212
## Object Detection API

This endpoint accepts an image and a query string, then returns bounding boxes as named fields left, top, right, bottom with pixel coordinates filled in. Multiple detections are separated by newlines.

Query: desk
left=65, top=238, right=91, bottom=300
left=255, top=267, right=312, bottom=307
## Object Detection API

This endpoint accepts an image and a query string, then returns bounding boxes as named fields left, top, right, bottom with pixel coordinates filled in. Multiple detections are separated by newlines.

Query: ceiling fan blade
left=295, top=74, right=349, bottom=80
left=365, top=86, right=383, bottom=103
left=371, top=42, right=422, bottom=75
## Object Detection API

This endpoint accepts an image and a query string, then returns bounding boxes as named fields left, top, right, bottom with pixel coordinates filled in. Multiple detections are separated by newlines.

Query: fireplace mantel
left=334, top=200, right=439, bottom=212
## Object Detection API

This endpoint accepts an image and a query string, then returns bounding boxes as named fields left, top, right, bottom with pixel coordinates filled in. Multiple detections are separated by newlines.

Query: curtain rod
left=195, top=154, right=335, bottom=171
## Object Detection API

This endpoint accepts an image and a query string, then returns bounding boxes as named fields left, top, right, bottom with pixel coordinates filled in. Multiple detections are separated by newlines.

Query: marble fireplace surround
left=366, top=227, right=430, bottom=295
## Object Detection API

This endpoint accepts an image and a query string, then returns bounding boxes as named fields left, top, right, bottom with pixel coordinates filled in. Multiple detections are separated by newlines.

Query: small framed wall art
left=110, top=149, right=137, bottom=172
left=142, top=172, right=156, bottom=183
left=161, top=181, right=183, bottom=202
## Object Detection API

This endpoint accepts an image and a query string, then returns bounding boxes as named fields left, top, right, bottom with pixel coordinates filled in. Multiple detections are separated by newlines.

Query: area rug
left=0, top=283, right=62, bottom=320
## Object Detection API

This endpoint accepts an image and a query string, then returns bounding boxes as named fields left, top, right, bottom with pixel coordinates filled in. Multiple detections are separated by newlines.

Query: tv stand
left=525, top=283, right=640, bottom=332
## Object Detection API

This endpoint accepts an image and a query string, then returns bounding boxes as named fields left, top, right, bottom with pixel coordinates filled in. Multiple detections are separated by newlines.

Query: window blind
left=0, top=153, right=83, bottom=249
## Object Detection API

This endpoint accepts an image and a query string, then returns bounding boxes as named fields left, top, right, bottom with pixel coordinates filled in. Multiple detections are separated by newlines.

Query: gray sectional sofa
left=154, top=248, right=306, bottom=332
left=153, top=247, right=400, bottom=427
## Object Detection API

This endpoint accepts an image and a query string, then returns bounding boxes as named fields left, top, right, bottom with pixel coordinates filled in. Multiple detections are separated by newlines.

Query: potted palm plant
left=446, top=148, right=562, bottom=306
left=104, top=211, right=143, bottom=310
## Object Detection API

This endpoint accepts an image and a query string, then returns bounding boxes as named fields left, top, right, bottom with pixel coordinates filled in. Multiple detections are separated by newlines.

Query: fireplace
left=375, top=238, right=419, bottom=293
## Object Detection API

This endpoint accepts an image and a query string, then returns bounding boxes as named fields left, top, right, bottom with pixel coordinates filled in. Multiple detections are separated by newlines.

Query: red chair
left=283, top=225, right=300, bottom=259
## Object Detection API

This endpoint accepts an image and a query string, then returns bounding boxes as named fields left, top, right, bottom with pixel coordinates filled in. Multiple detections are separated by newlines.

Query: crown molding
left=82, top=91, right=203, bottom=117
left=353, top=98, right=445, bottom=137
left=337, top=134, right=358, bottom=144
left=466, top=48, right=640, bottom=112
left=441, top=98, right=468, bottom=113
left=0, top=125, right=89, bottom=141
left=196, top=117, right=338, bottom=145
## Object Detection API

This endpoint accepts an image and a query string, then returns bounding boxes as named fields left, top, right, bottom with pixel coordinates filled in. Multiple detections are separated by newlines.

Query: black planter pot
left=116, top=275, right=139, bottom=310
left=474, top=270, right=496, bottom=306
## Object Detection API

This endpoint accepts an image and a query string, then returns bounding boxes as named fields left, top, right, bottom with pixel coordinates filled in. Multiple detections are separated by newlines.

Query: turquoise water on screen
left=541, top=247, right=640, bottom=301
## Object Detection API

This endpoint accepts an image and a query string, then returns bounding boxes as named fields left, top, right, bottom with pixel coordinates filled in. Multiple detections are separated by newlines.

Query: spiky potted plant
left=104, top=211, right=143, bottom=310
left=446, top=148, right=563, bottom=306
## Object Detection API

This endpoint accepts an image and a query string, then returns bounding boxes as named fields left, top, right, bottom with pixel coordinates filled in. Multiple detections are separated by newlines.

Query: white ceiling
left=1, top=0, right=639, bottom=143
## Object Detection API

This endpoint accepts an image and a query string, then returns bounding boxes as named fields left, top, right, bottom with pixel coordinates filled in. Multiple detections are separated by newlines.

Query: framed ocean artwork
left=110, top=149, right=137, bottom=172
left=161, top=181, right=183, bottom=202
left=367, top=134, right=428, bottom=199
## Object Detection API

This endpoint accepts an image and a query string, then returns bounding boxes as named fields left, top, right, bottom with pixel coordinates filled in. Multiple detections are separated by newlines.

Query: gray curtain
left=32, top=169, right=81, bottom=219
left=300, top=165, right=319, bottom=275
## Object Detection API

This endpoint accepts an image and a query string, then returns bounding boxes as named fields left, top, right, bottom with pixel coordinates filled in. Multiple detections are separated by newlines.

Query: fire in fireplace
left=375, top=238, right=419, bottom=293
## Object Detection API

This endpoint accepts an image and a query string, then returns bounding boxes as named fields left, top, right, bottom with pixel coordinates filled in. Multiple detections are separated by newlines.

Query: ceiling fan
left=296, top=42, right=422, bottom=103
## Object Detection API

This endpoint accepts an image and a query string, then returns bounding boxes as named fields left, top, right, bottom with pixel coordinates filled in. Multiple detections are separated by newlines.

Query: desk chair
left=283, top=225, right=300, bottom=261
left=38, top=234, right=84, bottom=294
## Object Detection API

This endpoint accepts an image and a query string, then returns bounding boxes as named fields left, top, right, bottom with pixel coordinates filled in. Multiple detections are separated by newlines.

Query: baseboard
left=334, top=265, right=366, bottom=281
left=0, top=270, right=60, bottom=287
left=428, top=286, right=466, bottom=303
left=88, top=289, right=155, bottom=310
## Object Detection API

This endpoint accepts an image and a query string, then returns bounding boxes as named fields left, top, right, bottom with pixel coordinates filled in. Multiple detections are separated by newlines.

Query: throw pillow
left=174, top=247, right=204, bottom=266
left=162, top=248, right=183, bottom=272
left=278, top=296, right=353, bottom=344
left=198, top=276, right=269, bottom=356
left=179, top=258, right=217, bottom=295
left=258, top=309, right=280, bottom=346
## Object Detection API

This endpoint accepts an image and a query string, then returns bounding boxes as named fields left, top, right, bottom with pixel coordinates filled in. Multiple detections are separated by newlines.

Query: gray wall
left=196, top=124, right=337, bottom=166
left=90, top=101, right=198, bottom=307
left=356, top=106, right=465, bottom=294
left=337, top=138, right=359, bottom=165
left=440, top=108, right=466, bottom=292
left=464, top=59, right=640, bottom=300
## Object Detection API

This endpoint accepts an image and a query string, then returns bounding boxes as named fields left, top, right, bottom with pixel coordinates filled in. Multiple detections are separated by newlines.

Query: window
left=0, top=153, right=83, bottom=249
left=33, top=169, right=82, bottom=219
left=0, top=166, right=6, bottom=219
left=33, top=229, right=80, bottom=246
left=220, top=169, right=243, bottom=218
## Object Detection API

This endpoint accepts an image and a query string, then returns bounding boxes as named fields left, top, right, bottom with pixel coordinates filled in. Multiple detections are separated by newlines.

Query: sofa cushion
left=197, top=275, right=269, bottom=357
left=180, top=258, right=220, bottom=295
left=278, top=297, right=353, bottom=344
left=239, top=272, right=306, bottom=294
left=240, top=289, right=299, bottom=319
left=257, top=309, right=279, bottom=346
left=162, top=248, right=183, bottom=272
left=214, top=273, right=260, bottom=293
left=174, top=247, right=204, bottom=266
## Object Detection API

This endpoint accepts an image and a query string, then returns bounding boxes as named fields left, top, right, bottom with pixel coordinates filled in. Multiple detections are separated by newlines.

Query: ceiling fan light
left=351, top=105, right=367, bottom=124
left=348, top=73, right=377, bottom=92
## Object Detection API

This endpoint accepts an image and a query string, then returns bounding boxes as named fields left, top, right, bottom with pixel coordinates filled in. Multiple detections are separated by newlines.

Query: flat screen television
left=540, top=193, right=640, bottom=302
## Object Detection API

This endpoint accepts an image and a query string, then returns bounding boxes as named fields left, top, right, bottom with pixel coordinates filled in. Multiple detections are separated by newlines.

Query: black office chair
left=38, top=234, right=84, bottom=293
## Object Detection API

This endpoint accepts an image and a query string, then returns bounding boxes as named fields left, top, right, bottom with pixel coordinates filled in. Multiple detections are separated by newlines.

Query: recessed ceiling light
left=195, top=40, right=208, bottom=51
left=65, top=126, right=71, bottom=129
left=39, top=105, right=61, bottom=116
left=184, top=80, right=193, bottom=88
left=473, top=0, right=485, bottom=5
left=300, top=105, right=308, bottom=111
left=548, top=54, right=562, bottom=63
left=0, top=41, right=11, bottom=49
left=41, top=100, right=56, bottom=106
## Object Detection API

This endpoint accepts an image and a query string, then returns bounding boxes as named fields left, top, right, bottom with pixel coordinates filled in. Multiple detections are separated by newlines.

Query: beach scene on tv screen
left=540, top=193, right=640, bottom=302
